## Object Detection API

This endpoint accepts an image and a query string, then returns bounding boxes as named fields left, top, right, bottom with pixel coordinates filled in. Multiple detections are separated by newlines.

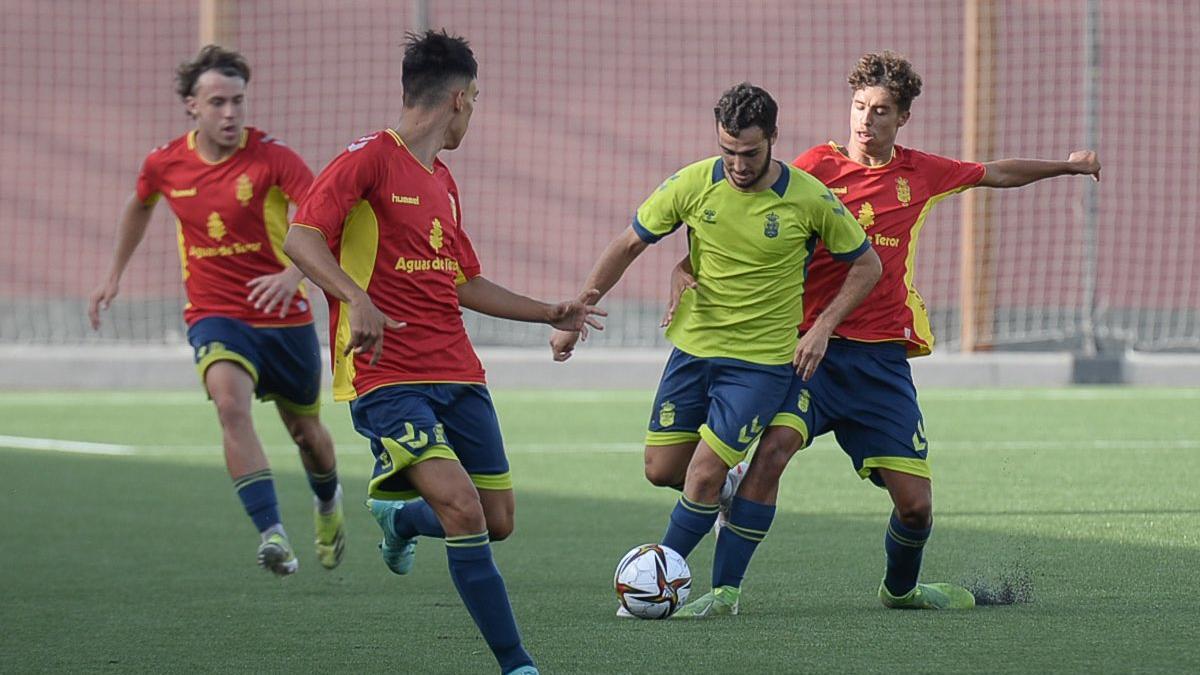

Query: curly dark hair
left=713, top=82, right=778, bottom=137
left=175, top=44, right=250, bottom=101
left=847, top=51, right=922, bottom=111
left=402, top=29, right=477, bottom=108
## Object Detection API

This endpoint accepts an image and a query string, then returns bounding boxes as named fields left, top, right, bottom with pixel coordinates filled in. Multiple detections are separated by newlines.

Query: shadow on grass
left=2, top=450, right=1197, bottom=675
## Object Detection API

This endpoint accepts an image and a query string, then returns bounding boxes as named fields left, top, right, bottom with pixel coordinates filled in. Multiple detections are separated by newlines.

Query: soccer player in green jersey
left=670, top=52, right=1101, bottom=617
left=550, top=83, right=882, bottom=616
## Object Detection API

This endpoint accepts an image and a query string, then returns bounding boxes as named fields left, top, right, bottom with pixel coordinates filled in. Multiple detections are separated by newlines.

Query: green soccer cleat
left=672, top=585, right=741, bottom=619
left=878, top=581, right=976, bottom=610
left=257, top=531, right=299, bottom=577
left=366, top=498, right=417, bottom=575
left=313, top=486, right=346, bottom=570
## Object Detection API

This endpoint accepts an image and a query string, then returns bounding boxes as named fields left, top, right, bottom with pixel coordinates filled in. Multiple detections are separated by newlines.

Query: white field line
left=3, top=436, right=1199, bottom=458
left=1, top=388, right=1198, bottom=407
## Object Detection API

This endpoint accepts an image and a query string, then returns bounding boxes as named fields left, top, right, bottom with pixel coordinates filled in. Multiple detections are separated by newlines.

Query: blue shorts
left=770, top=339, right=929, bottom=486
left=646, top=348, right=793, bottom=467
left=349, top=384, right=512, bottom=500
left=186, top=316, right=322, bottom=415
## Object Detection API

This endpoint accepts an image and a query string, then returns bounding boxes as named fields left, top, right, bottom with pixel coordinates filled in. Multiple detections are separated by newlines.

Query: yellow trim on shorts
left=860, top=457, right=932, bottom=481
left=471, top=471, right=513, bottom=491
left=368, top=440, right=459, bottom=500
left=196, top=351, right=259, bottom=386
left=767, top=412, right=811, bottom=446
left=266, top=394, right=321, bottom=417
left=698, top=424, right=744, bottom=468
left=644, top=430, right=701, bottom=446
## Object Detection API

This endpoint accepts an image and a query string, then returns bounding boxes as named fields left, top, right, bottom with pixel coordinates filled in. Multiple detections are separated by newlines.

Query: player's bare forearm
left=283, top=225, right=368, bottom=305
left=457, top=276, right=554, bottom=323
left=580, top=227, right=649, bottom=299
left=104, top=194, right=156, bottom=281
left=809, top=247, right=882, bottom=335
left=980, top=150, right=1100, bottom=188
left=794, top=247, right=881, bottom=379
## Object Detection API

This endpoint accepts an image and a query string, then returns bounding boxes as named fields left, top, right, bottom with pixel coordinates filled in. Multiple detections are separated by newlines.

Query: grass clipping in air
left=962, top=564, right=1035, bottom=605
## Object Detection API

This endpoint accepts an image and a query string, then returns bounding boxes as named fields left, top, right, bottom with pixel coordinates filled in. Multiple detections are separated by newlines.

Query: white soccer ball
left=613, top=543, right=692, bottom=619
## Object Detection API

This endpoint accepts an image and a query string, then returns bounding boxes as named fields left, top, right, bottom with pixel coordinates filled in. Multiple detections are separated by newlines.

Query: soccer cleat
left=313, top=485, right=346, bottom=570
left=504, top=667, right=540, bottom=675
left=714, top=461, right=749, bottom=533
left=257, top=532, right=299, bottom=577
left=672, top=585, right=741, bottom=618
left=616, top=604, right=635, bottom=619
left=366, top=498, right=417, bottom=575
left=878, top=581, right=976, bottom=610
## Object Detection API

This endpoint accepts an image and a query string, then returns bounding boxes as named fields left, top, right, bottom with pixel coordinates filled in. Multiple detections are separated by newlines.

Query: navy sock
left=234, top=469, right=281, bottom=533
left=713, top=496, right=776, bottom=588
left=305, top=467, right=339, bottom=504
left=660, top=495, right=719, bottom=559
left=393, top=498, right=445, bottom=538
left=883, top=511, right=931, bottom=596
left=445, top=534, right=534, bottom=673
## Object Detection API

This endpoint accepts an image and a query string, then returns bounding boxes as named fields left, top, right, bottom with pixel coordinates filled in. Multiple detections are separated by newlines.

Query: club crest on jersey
left=235, top=174, right=253, bottom=206
left=857, top=202, right=875, bottom=229
left=763, top=212, right=780, bottom=238
left=658, top=401, right=676, bottom=427
left=701, top=209, right=717, bottom=224
left=429, top=218, right=444, bottom=251
left=896, top=177, right=911, bottom=207
left=206, top=211, right=226, bottom=241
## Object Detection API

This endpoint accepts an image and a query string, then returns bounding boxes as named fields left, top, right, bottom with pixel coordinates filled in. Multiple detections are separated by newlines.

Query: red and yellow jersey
left=291, top=129, right=485, bottom=401
left=795, top=143, right=984, bottom=356
left=136, top=126, right=315, bottom=326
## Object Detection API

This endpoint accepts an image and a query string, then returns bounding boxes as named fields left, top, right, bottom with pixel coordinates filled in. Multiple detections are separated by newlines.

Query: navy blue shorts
left=770, top=339, right=929, bottom=486
left=186, top=316, right=322, bottom=415
left=349, top=384, right=511, bottom=500
left=646, top=348, right=793, bottom=467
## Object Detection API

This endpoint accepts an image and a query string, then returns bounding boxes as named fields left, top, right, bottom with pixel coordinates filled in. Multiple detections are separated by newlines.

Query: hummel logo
left=392, top=194, right=420, bottom=205
left=347, top=134, right=379, bottom=152
left=169, top=187, right=197, bottom=198
left=830, top=186, right=847, bottom=195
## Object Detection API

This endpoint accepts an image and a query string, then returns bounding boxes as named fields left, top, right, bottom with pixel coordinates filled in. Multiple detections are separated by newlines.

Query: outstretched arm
left=87, top=193, right=156, bottom=330
left=550, top=227, right=649, bottom=361
left=458, top=276, right=606, bottom=332
left=979, top=150, right=1100, bottom=188
left=793, top=247, right=882, bottom=380
left=283, top=225, right=404, bottom=365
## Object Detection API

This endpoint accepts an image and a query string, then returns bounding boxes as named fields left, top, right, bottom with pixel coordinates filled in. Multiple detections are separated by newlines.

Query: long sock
left=306, top=467, right=339, bottom=506
left=445, top=534, right=534, bottom=673
left=393, top=498, right=445, bottom=538
left=883, top=511, right=931, bottom=596
left=712, top=496, right=776, bottom=588
left=660, top=495, right=719, bottom=559
left=234, top=469, right=281, bottom=533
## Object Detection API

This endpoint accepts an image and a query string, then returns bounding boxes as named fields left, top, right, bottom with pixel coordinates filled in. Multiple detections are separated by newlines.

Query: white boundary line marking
left=0, top=435, right=137, bottom=455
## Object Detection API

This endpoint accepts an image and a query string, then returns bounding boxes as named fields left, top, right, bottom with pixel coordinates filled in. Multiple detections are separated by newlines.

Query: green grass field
left=2, top=388, right=1198, bottom=673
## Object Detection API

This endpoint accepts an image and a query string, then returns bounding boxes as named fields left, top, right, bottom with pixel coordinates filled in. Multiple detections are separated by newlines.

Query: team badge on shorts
left=658, top=401, right=676, bottom=427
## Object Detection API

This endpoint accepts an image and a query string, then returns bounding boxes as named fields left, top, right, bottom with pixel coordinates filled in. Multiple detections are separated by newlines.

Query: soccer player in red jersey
left=673, top=51, right=1101, bottom=616
left=284, top=31, right=601, bottom=675
left=87, top=46, right=345, bottom=577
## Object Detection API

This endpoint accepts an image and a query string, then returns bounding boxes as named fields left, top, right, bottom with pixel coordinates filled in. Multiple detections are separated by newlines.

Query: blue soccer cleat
left=366, top=498, right=417, bottom=575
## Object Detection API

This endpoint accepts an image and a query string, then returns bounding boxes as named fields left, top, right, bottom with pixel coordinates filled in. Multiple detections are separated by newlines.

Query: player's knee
left=894, top=495, right=933, bottom=529
left=487, top=516, right=514, bottom=541
left=644, top=456, right=685, bottom=488
left=211, top=396, right=253, bottom=431
left=751, top=439, right=795, bottom=478
left=430, top=491, right=486, bottom=534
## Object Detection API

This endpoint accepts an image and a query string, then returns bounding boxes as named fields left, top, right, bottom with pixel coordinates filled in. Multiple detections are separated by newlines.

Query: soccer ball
left=613, top=543, right=692, bottom=619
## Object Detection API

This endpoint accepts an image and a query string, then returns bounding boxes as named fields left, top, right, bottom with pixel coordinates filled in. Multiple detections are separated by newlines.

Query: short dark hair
left=402, top=30, right=477, bottom=108
left=713, top=82, right=778, bottom=138
left=847, top=51, right=922, bottom=111
left=175, top=44, right=250, bottom=100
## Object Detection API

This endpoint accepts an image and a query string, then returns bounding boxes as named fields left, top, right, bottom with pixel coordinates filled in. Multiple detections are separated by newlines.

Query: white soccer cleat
left=714, top=461, right=749, bottom=534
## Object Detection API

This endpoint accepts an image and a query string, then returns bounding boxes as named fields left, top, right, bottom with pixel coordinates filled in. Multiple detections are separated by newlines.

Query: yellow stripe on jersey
left=175, top=218, right=189, bottom=281
left=902, top=185, right=973, bottom=357
left=263, top=186, right=309, bottom=299
left=332, top=200, right=381, bottom=401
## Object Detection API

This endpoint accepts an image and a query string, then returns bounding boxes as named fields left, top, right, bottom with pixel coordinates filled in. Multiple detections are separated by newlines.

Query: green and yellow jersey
left=633, top=157, right=870, bottom=365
